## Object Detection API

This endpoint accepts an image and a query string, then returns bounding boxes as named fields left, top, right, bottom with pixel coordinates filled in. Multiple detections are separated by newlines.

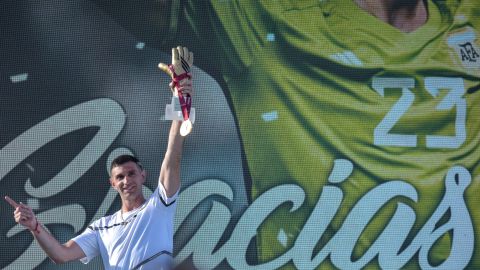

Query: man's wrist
left=29, top=218, right=41, bottom=235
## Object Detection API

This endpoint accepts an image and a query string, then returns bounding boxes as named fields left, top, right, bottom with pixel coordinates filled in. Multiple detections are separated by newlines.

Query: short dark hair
left=110, top=155, right=144, bottom=173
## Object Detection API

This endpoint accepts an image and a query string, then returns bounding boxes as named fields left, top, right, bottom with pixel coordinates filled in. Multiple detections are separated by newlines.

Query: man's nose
left=122, top=175, right=132, bottom=184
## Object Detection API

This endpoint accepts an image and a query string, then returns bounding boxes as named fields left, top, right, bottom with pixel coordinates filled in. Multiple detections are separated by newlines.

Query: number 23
left=373, top=77, right=466, bottom=149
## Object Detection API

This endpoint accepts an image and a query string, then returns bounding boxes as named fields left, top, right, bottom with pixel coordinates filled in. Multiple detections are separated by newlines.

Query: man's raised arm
left=158, top=46, right=194, bottom=197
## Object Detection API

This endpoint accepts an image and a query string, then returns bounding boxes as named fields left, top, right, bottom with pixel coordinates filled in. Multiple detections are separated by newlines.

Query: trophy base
left=165, top=97, right=195, bottom=123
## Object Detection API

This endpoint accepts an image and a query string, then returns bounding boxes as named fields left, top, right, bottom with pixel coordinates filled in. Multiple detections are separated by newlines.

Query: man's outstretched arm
left=4, top=196, right=86, bottom=264
left=158, top=46, right=194, bottom=197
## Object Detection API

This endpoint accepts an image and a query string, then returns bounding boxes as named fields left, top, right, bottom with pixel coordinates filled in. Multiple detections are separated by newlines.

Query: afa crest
left=447, top=27, right=480, bottom=69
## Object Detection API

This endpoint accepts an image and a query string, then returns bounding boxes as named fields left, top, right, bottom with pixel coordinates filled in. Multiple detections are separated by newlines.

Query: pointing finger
left=5, top=196, right=19, bottom=209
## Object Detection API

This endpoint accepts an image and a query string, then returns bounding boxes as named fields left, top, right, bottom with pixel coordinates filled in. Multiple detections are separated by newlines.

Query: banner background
left=1, top=1, right=478, bottom=269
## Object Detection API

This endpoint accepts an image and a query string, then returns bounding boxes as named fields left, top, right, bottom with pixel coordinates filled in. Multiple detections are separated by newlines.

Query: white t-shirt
left=72, top=184, right=178, bottom=270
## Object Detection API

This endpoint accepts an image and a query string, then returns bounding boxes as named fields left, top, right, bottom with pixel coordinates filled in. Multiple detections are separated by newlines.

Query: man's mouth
left=123, top=186, right=135, bottom=193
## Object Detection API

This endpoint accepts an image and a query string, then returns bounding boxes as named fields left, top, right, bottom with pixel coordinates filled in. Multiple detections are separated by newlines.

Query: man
left=5, top=46, right=194, bottom=270
left=96, top=0, right=480, bottom=269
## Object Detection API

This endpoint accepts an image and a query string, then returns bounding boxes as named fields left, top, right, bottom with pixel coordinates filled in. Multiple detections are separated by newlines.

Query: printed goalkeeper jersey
left=169, top=0, right=480, bottom=268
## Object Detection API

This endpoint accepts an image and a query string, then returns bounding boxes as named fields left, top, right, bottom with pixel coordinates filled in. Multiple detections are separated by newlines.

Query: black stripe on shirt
left=158, top=188, right=176, bottom=207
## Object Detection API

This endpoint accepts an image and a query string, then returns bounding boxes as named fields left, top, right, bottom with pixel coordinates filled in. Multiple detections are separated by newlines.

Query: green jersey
left=170, top=0, right=480, bottom=268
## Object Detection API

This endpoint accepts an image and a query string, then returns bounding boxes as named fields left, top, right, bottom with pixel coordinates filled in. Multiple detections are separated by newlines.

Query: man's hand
left=5, top=196, right=38, bottom=232
left=5, top=196, right=86, bottom=263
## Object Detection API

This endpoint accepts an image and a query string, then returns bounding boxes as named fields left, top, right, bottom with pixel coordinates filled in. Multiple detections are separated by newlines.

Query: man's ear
left=141, top=170, right=146, bottom=184
left=109, top=177, right=115, bottom=188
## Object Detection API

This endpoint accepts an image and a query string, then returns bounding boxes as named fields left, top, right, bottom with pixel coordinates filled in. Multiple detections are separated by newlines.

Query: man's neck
left=121, top=196, right=146, bottom=212
left=354, top=0, right=428, bottom=32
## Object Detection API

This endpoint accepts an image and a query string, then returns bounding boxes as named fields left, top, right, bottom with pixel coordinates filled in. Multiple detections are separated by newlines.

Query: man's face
left=110, top=161, right=146, bottom=200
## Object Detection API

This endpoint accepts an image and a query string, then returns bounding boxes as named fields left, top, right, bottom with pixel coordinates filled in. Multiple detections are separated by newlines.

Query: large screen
left=1, top=1, right=479, bottom=269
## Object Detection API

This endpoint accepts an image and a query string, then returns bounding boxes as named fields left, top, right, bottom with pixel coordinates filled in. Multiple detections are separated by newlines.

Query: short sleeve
left=158, top=182, right=179, bottom=206
left=71, top=226, right=100, bottom=264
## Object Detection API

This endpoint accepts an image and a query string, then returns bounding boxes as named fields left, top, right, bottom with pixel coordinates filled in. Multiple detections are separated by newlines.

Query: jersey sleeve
left=71, top=225, right=100, bottom=264
left=157, top=182, right=179, bottom=207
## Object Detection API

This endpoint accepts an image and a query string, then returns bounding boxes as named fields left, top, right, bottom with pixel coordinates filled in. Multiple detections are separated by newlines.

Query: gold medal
left=180, top=119, right=193, bottom=136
